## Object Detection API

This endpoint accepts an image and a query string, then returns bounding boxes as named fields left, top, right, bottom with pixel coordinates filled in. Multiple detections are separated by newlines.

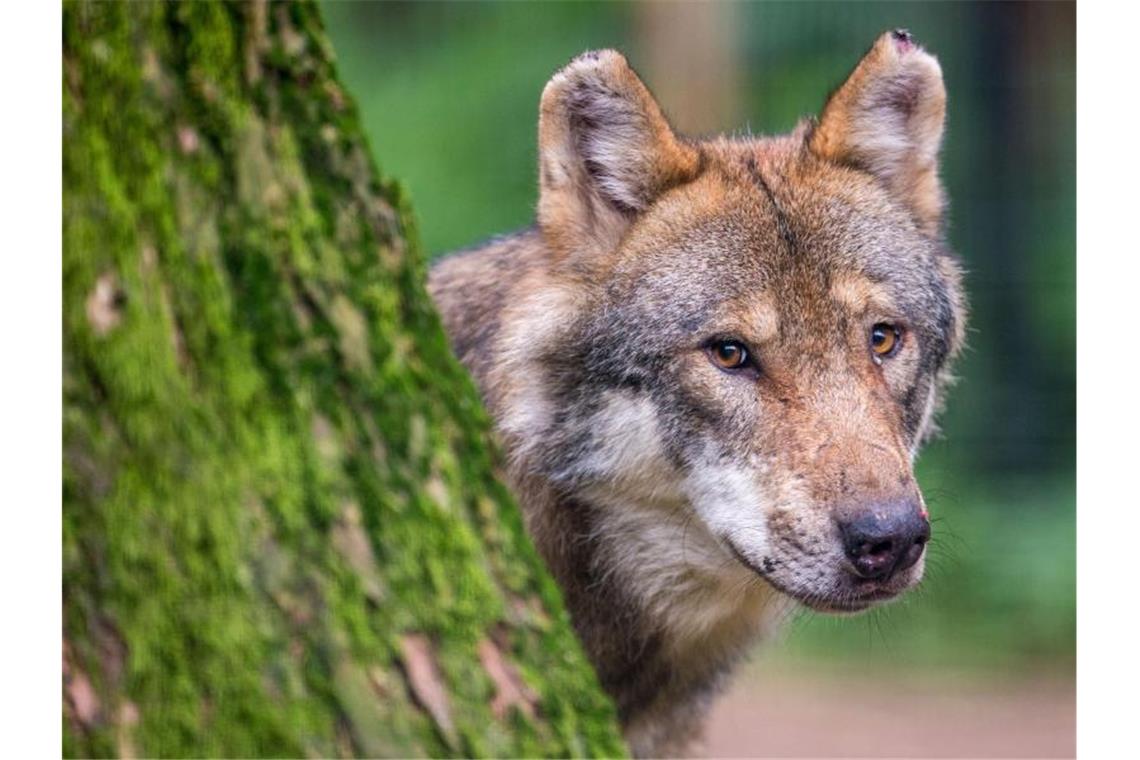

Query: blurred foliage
left=322, top=0, right=1074, bottom=670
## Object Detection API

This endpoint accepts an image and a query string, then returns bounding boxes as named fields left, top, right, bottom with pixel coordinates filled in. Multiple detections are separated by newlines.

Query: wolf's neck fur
left=429, top=229, right=787, bottom=754
left=520, top=478, right=784, bottom=755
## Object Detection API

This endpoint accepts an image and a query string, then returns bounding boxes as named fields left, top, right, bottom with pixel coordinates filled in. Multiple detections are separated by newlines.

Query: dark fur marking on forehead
left=744, top=156, right=798, bottom=253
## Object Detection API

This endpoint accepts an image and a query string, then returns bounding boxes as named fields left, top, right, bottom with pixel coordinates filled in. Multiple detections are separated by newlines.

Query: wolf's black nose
left=839, top=506, right=930, bottom=580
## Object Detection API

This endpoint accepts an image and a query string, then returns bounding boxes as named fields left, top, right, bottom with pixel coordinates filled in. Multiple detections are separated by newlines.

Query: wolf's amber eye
left=870, top=323, right=901, bottom=359
left=709, top=340, right=750, bottom=370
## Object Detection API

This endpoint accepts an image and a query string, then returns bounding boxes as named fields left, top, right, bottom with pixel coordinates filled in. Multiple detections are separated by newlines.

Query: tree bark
left=62, top=1, right=624, bottom=756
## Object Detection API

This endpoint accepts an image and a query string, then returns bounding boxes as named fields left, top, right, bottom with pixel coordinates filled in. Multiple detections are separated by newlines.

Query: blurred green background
left=321, top=0, right=1074, bottom=682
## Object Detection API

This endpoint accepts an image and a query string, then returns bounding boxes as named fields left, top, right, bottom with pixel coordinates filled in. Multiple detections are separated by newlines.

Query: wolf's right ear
left=537, top=50, right=700, bottom=260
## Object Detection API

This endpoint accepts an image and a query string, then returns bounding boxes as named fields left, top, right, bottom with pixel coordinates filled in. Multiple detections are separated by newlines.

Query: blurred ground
left=702, top=661, right=1074, bottom=758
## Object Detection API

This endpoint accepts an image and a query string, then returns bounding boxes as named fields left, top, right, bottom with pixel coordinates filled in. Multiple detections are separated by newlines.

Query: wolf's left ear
left=537, top=50, right=701, bottom=260
left=810, top=30, right=947, bottom=234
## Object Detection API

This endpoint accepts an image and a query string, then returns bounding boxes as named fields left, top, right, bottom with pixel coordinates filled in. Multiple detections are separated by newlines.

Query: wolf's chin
left=724, top=539, right=911, bottom=614
left=800, top=588, right=898, bottom=614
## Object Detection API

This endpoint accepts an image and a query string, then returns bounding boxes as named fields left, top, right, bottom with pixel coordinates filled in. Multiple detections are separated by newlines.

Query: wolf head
left=497, top=32, right=965, bottom=617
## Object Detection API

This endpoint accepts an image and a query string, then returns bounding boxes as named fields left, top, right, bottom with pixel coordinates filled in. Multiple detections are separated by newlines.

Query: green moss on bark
left=62, top=1, right=624, bottom=756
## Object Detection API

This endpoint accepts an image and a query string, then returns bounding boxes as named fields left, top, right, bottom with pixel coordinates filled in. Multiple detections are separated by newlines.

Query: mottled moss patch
left=63, top=1, right=625, bottom=756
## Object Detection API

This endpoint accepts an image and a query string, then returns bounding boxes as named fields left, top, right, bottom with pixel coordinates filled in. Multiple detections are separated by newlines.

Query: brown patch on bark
left=86, top=273, right=124, bottom=336
left=398, top=634, right=457, bottom=748
left=117, top=701, right=140, bottom=759
left=329, top=295, right=371, bottom=372
left=311, top=413, right=338, bottom=461
left=274, top=3, right=307, bottom=60
left=324, top=81, right=346, bottom=112
left=63, top=641, right=100, bottom=728
left=367, top=665, right=391, bottom=698
left=67, top=672, right=100, bottom=726
left=245, top=0, right=268, bottom=85
left=477, top=638, right=538, bottom=720
left=423, top=474, right=451, bottom=513
left=331, top=501, right=386, bottom=603
left=140, top=244, right=157, bottom=270
left=93, top=616, right=128, bottom=685
left=507, top=593, right=553, bottom=628
left=177, top=126, right=200, bottom=155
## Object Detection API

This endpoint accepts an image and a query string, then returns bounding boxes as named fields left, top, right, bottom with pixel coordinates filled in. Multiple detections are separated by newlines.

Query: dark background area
left=321, top=1, right=1075, bottom=753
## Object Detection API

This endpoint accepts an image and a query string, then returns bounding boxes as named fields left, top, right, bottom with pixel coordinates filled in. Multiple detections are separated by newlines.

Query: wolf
left=429, top=30, right=965, bottom=757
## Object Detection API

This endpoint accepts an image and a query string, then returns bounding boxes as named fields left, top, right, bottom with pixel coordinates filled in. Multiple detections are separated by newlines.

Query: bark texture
left=62, top=2, right=624, bottom=756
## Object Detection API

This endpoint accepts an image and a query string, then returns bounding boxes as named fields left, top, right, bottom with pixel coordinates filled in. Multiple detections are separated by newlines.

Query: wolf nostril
left=895, top=521, right=931, bottom=573
left=847, top=540, right=895, bottom=580
left=868, top=539, right=894, bottom=557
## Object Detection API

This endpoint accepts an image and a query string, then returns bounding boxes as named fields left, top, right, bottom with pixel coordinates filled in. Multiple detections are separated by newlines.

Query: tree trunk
left=633, top=0, right=742, bottom=135
left=62, top=1, right=624, bottom=756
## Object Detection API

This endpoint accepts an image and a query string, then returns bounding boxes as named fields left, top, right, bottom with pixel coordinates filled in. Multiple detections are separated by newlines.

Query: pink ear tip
left=891, top=28, right=916, bottom=53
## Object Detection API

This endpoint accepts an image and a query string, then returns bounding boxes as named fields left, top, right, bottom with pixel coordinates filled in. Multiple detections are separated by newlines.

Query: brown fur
left=430, top=32, right=965, bottom=757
